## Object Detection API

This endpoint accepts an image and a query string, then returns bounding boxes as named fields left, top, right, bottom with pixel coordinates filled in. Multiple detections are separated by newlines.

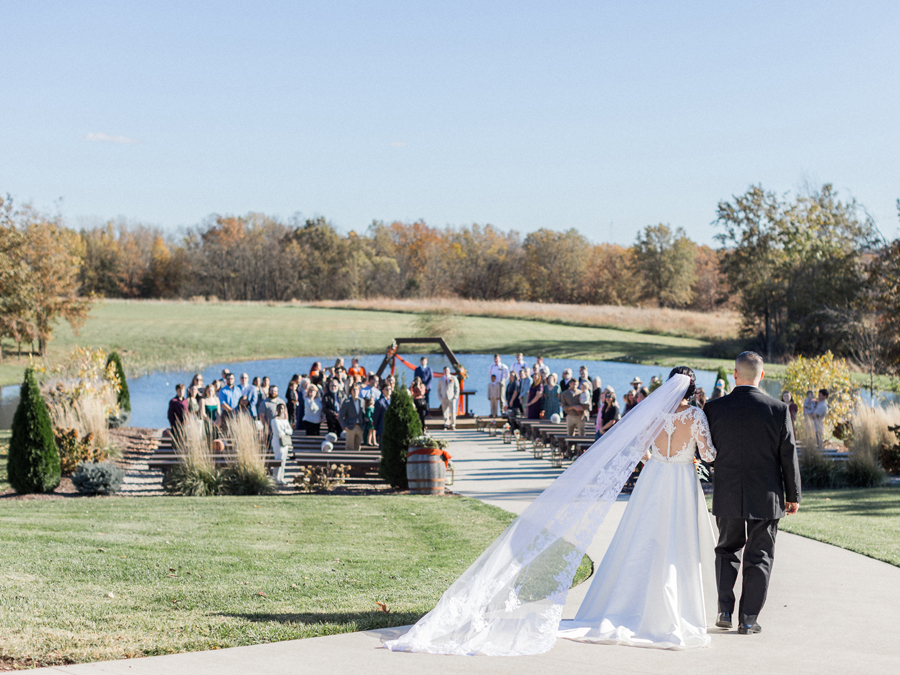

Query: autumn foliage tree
left=632, top=224, right=697, bottom=308
left=0, top=196, right=92, bottom=355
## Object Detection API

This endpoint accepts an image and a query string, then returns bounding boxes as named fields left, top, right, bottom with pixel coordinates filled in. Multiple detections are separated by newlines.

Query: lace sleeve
left=691, top=408, right=716, bottom=462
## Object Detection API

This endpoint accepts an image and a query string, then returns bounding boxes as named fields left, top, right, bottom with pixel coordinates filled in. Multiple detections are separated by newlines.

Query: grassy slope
left=777, top=488, right=900, bottom=567
left=0, top=495, right=516, bottom=666
left=0, top=300, right=724, bottom=386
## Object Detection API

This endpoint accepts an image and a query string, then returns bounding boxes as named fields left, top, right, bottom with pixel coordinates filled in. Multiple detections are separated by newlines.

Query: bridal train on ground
left=384, top=373, right=718, bottom=656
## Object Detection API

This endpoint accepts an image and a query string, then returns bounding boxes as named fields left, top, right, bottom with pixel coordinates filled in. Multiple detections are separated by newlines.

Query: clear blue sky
left=2, top=1, right=898, bottom=245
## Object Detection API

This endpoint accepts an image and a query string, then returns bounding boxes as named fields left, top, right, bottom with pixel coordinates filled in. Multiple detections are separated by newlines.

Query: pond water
left=1, top=355, right=895, bottom=430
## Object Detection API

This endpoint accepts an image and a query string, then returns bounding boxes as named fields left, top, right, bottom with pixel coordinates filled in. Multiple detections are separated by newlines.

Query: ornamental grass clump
left=221, top=414, right=276, bottom=496
left=71, top=460, right=125, bottom=495
left=379, top=386, right=422, bottom=490
left=162, top=420, right=223, bottom=496
left=844, top=403, right=895, bottom=487
left=41, top=347, right=121, bottom=451
left=7, top=367, right=61, bottom=494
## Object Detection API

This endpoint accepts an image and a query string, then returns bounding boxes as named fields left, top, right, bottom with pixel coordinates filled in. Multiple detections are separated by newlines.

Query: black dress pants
left=715, top=517, right=779, bottom=623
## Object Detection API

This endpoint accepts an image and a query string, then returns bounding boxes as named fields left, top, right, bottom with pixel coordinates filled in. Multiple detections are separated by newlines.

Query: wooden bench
left=147, top=454, right=284, bottom=473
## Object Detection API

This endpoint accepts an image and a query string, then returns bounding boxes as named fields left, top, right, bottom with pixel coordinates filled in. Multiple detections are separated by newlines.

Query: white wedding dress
left=557, top=405, right=718, bottom=649
left=384, top=375, right=714, bottom=656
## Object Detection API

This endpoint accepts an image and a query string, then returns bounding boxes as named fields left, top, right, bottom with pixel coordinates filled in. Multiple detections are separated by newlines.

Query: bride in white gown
left=385, top=368, right=717, bottom=656
left=558, top=383, right=717, bottom=649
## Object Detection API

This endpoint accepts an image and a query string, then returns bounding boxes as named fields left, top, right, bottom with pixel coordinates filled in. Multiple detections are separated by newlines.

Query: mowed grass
left=0, top=494, right=516, bottom=667
left=0, top=300, right=721, bottom=386
left=777, top=488, right=900, bottom=567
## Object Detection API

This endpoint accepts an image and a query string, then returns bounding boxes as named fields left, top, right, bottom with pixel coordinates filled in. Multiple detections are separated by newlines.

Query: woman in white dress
left=270, top=403, right=293, bottom=485
left=385, top=367, right=716, bottom=656
left=558, top=366, right=717, bottom=649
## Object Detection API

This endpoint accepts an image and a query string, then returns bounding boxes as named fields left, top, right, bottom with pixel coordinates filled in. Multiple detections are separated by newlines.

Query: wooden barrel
left=406, top=448, right=446, bottom=494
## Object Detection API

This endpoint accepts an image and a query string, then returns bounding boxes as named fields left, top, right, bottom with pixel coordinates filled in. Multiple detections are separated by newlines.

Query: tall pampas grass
left=46, top=390, right=116, bottom=452
left=222, top=414, right=276, bottom=495
left=845, top=403, right=894, bottom=487
left=163, top=417, right=223, bottom=496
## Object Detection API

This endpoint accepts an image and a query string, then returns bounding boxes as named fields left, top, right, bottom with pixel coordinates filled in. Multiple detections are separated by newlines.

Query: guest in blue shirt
left=218, top=373, right=242, bottom=418
left=361, top=374, right=382, bottom=402
left=414, top=357, right=434, bottom=413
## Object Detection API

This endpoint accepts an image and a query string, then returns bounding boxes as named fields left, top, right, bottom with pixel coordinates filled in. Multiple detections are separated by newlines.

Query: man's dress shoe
left=715, top=612, right=732, bottom=629
left=737, top=622, right=762, bottom=634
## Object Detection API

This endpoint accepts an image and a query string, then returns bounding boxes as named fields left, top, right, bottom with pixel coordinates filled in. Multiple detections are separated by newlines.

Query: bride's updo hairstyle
left=668, top=366, right=696, bottom=400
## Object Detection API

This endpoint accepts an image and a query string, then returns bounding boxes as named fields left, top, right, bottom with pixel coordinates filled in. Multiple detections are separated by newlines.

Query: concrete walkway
left=37, top=430, right=900, bottom=674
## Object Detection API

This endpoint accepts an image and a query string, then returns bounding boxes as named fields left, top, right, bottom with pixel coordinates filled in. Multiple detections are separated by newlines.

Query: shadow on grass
left=801, top=489, right=900, bottom=517
left=218, top=611, right=424, bottom=631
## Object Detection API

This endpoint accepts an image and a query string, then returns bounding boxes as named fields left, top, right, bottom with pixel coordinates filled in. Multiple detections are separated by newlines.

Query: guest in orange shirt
left=347, top=357, right=367, bottom=380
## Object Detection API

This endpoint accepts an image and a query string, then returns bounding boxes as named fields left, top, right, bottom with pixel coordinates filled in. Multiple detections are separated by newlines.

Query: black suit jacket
left=704, top=386, right=801, bottom=520
left=373, top=396, right=390, bottom=437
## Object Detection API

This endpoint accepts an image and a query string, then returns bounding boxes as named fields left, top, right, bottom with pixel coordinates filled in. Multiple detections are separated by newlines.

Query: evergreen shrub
left=72, top=460, right=125, bottom=495
left=106, top=351, right=131, bottom=413
left=7, top=368, right=61, bottom=494
left=379, top=386, right=422, bottom=490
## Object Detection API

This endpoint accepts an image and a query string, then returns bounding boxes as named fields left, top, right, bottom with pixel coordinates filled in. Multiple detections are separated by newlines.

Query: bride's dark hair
left=668, top=366, right=696, bottom=400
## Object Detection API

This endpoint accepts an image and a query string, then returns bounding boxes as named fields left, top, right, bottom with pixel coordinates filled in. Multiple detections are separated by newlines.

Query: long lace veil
left=384, top=374, right=691, bottom=656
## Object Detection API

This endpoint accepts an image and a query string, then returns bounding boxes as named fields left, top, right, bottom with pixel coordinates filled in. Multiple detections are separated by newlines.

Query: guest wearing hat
left=630, top=377, right=643, bottom=393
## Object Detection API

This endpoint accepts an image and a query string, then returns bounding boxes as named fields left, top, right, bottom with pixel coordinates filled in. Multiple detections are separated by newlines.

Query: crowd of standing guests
left=165, top=357, right=449, bottom=459
left=487, top=354, right=745, bottom=442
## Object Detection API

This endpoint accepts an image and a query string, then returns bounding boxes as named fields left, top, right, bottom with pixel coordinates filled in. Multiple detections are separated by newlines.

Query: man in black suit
left=373, top=382, right=392, bottom=444
left=704, top=351, right=801, bottom=635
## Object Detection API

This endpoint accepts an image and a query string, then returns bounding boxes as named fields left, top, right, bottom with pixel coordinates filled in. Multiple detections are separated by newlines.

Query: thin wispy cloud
left=83, top=132, right=140, bottom=145
left=389, top=141, right=407, bottom=147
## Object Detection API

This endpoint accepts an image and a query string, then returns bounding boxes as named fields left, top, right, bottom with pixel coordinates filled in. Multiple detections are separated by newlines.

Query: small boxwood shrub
left=72, top=460, right=125, bottom=495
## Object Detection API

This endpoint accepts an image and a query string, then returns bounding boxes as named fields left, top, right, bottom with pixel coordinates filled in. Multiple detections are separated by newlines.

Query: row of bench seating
left=148, top=425, right=383, bottom=479
left=476, top=416, right=642, bottom=490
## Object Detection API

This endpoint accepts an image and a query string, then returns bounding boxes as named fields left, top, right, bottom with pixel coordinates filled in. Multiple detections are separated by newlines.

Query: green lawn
left=0, top=494, right=518, bottom=667
left=0, top=300, right=723, bottom=386
left=777, top=488, right=900, bottom=567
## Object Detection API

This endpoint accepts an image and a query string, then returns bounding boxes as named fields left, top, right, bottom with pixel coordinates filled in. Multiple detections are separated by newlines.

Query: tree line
left=2, top=184, right=900, bottom=375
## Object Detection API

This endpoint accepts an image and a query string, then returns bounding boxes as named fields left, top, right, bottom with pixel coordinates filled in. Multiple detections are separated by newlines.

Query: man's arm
left=779, top=405, right=801, bottom=513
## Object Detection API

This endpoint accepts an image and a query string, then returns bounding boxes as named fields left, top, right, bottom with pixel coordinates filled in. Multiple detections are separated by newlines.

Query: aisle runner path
left=37, top=430, right=900, bottom=675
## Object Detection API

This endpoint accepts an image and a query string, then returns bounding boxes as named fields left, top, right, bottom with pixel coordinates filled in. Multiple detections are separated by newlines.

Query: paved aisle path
left=38, top=431, right=900, bottom=674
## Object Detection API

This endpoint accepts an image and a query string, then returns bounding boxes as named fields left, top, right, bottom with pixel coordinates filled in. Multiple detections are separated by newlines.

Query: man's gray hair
left=735, top=351, right=764, bottom=380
